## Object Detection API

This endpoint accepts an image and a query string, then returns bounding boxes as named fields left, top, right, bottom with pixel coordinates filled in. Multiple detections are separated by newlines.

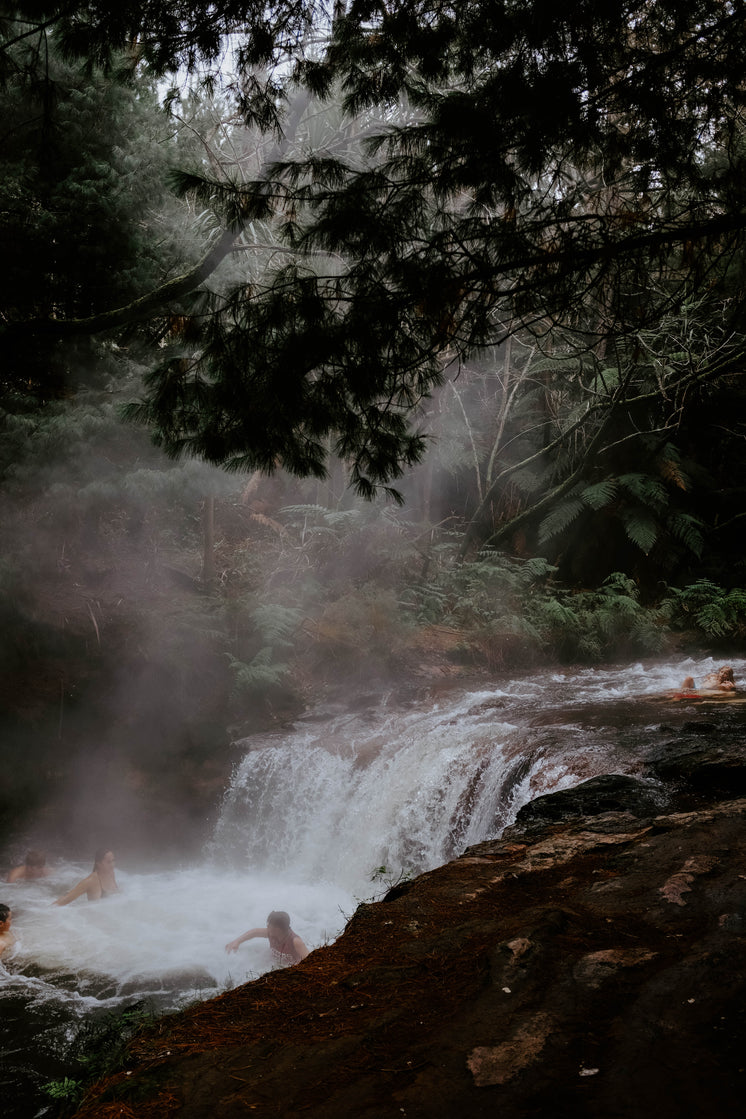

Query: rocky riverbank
left=73, top=719, right=746, bottom=1119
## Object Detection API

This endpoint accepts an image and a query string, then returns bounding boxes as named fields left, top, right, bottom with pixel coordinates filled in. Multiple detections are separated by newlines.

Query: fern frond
left=324, top=510, right=363, bottom=528
left=581, top=478, right=618, bottom=510
left=618, top=473, right=667, bottom=510
left=601, top=572, right=638, bottom=598
left=591, top=366, right=620, bottom=392
left=537, top=497, right=586, bottom=545
left=227, top=650, right=290, bottom=695
left=621, top=510, right=659, bottom=553
left=511, top=467, right=545, bottom=495
left=667, top=512, right=704, bottom=557
left=694, top=602, right=729, bottom=637
left=521, top=557, right=558, bottom=581
left=658, top=458, right=688, bottom=490
left=534, top=598, right=579, bottom=628
left=251, top=603, right=302, bottom=646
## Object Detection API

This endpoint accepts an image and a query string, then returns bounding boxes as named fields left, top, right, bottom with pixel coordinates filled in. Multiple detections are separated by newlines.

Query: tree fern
left=662, top=580, right=746, bottom=638
left=621, top=509, right=659, bottom=554
left=537, top=496, right=586, bottom=545
left=250, top=603, right=302, bottom=648
left=521, top=557, right=558, bottom=582
left=581, top=478, right=618, bottom=510
left=531, top=597, right=580, bottom=631
left=511, top=467, right=547, bottom=496
left=657, top=444, right=690, bottom=491
left=666, top=512, right=704, bottom=557
left=618, top=474, right=667, bottom=510
left=227, top=650, right=290, bottom=697
left=695, top=602, right=730, bottom=637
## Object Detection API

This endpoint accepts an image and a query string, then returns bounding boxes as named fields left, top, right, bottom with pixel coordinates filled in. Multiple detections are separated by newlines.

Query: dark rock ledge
left=75, top=743, right=746, bottom=1119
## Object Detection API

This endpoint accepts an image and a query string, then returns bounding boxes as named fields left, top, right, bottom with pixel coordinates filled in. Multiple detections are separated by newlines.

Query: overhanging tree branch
left=0, top=227, right=239, bottom=344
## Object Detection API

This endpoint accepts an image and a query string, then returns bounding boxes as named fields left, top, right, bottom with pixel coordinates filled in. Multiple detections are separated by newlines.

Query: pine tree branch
left=0, top=228, right=238, bottom=342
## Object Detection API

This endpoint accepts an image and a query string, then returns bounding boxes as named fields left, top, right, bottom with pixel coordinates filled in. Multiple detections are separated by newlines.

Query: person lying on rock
left=701, top=665, right=737, bottom=692
left=677, top=666, right=738, bottom=695
left=225, top=910, right=309, bottom=965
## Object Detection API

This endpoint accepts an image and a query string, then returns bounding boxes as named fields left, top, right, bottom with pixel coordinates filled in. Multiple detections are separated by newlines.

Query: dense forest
left=2, top=0, right=746, bottom=852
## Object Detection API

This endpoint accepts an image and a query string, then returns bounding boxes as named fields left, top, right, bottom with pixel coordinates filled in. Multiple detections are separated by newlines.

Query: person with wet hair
left=0, top=904, right=15, bottom=957
left=225, top=910, right=309, bottom=965
left=699, top=666, right=738, bottom=693
left=6, top=849, right=50, bottom=883
left=53, top=849, right=119, bottom=906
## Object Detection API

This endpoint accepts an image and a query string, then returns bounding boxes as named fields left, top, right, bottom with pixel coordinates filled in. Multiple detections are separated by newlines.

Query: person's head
left=92, top=849, right=114, bottom=873
left=682, top=677, right=695, bottom=690
left=719, top=666, right=735, bottom=683
left=23, top=850, right=47, bottom=878
left=0, top=904, right=11, bottom=930
left=267, top=911, right=290, bottom=933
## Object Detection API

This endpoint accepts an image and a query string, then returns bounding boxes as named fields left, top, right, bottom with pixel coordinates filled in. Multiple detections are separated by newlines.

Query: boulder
left=74, top=740, right=746, bottom=1119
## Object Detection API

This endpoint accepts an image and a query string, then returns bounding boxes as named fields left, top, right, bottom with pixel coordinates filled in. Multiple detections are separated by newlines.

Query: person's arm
left=225, top=927, right=268, bottom=953
left=6, top=866, right=23, bottom=883
left=53, top=875, right=92, bottom=907
left=292, top=935, right=309, bottom=961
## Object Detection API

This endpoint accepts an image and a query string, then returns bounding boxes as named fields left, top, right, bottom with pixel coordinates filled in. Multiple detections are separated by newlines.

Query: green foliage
left=42, top=1077, right=84, bottom=1103
left=3, top=2, right=746, bottom=571
left=0, top=34, right=203, bottom=398
left=537, top=467, right=704, bottom=566
left=537, top=498, right=586, bottom=546
left=369, top=864, right=413, bottom=894
left=662, top=580, right=746, bottom=639
left=528, top=573, right=667, bottom=662
left=581, top=479, right=618, bottom=510
left=225, top=601, right=303, bottom=700
left=36, top=1001, right=162, bottom=1119
left=227, top=648, right=292, bottom=695
left=620, top=510, right=659, bottom=555
left=404, top=551, right=666, bottom=665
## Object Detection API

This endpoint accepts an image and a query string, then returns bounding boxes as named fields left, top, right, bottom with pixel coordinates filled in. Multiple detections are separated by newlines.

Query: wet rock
left=643, top=740, right=746, bottom=798
left=75, top=783, right=746, bottom=1119
left=509, top=773, right=668, bottom=831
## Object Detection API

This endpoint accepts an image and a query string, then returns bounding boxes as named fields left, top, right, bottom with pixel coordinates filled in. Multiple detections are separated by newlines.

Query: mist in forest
left=0, top=360, right=474, bottom=866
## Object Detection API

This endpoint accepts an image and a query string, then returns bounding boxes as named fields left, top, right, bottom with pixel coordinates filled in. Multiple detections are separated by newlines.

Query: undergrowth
left=401, top=549, right=670, bottom=666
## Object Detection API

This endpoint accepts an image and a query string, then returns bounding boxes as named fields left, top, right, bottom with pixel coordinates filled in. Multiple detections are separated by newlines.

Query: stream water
left=3, top=655, right=745, bottom=1116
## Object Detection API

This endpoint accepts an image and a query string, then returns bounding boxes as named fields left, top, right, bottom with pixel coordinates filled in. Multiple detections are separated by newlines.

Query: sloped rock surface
left=74, top=739, right=746, bottom=1119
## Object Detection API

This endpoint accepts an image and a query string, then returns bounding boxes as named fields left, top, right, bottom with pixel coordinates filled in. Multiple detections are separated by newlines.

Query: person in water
left=53, top=848, right=119, bottom=906
left=6, top=849, right=50, bottom=883
left=701, top=665, right=737, bottom=692
left=0, top=904, right=15, bottom=957
left=679, top=666, right=738, bottom=694
left=225, top=910, right=309, bottom=965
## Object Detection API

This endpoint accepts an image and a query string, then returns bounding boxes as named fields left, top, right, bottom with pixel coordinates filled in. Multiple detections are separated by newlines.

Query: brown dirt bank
left=73, top=742, right=746, bottom=1119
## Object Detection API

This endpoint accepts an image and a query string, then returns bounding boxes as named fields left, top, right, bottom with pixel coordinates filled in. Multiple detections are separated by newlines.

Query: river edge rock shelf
left=74, top=733, right=746, bottom=1119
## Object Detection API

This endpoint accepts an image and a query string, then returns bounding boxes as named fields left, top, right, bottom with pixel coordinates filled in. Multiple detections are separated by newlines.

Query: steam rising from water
left=5, top=866, right=347, bottom=1006
left=2, top=656, right=744, bottom=1114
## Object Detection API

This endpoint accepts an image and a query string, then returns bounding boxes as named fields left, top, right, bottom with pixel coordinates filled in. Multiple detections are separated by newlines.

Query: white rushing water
left=2, top=655, right=744, bottom=1114
left=212, top=654, right=745, bottom=886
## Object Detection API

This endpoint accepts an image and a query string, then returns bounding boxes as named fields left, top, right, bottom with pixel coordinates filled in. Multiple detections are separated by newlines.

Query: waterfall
left=3, top=655, right=743, bottom=1118
left=212, top=655, right=728, bottom=890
